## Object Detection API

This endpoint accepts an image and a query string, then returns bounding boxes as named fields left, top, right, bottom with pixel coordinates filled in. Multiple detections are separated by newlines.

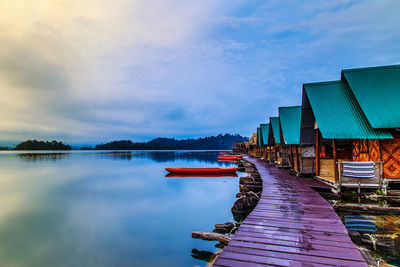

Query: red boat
left=218, top=159, right=238, bottom=162
left=165, top=173, right=238, bottom=178
left=165, top=167, right=238, bottom=174
left=218, top=155, right=242, bottom=160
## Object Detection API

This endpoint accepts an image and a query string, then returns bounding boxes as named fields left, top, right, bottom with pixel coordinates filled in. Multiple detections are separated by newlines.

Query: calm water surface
left=0, top=151, right=238, bottom=267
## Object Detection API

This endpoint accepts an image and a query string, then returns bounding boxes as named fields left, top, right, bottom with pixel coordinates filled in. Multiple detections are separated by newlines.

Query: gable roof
left=279, top=106, right=302, bottom=145
left=342, top=64, right=400, bottom=128
left=269, top=117, right=281, bottom=144
left=303, top=80, right=392, bottom=139
left=260, top=123, right=269, bottom=146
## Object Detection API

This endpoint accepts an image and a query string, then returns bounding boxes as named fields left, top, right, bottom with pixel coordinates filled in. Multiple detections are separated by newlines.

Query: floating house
left=259, top=123, right=270, bottom=161
left=254, top=127, right=263, bottom=157
left=268, top=117, right=281, bottom=165
left=249, top=132, right=258, bottom=157
left=279, top=106, right=302, bottom=172
left=301, top=64, right=400, bottom=190
left=342, top=65, right=400, bottom=184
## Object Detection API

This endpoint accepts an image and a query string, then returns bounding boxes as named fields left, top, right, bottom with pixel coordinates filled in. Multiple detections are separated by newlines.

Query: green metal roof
left=279, top=106, right=302, bottom=145
left=257, top=127, right=262, bottom=147
left=343, top=65, right=400, bottom=128
left=304, top=81, right=392, bottom=139
left=269, top=117, right=281, bottom=144
left=260, top=123, right=269, bottom=146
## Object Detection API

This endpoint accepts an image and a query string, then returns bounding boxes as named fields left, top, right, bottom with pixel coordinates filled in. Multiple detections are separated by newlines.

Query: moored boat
left=165, top=172, right=238, bottom=178
left=218, top=155, right=242, bottom=160
left=165, top=167, right=238, bottom=174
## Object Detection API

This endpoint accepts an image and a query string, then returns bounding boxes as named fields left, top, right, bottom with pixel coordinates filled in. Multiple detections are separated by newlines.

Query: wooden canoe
left=165, top=167, right=238, bottom=174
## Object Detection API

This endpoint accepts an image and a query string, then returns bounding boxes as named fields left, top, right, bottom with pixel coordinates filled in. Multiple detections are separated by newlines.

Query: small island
left=14, top=140, right=72, bottom=150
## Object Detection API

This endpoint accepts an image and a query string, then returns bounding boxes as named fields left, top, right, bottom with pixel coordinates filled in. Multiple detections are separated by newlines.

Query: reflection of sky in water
left=0, top=151, right=238, bottom=266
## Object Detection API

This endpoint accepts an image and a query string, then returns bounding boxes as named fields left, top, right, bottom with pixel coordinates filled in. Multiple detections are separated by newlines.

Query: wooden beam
left=289, top=145, right=294, bottom=170
left=295, top=145, right=300, bottom=173
left=192, top=231, right=231, bottom=244
left=332, top=139, right=338, bottom=183
left=378, top=139, right=384, bottom=178
left=315, top=129, right=320, bottom=176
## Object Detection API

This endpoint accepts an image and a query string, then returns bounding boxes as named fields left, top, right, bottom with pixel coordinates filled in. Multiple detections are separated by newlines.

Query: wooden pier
left=213, top=156, right=368, bottom=266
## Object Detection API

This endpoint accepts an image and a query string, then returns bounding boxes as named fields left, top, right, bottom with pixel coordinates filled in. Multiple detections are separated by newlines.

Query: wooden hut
left=255, top=127, right=263, bottom=157
left=259, top=123, right=270, bottom=161
left=268, top=117, right=282, bottom=166
left=341, top=65, right=400, bottom=186
left=249, top=132, right=258, bottom=157
left=299, top=95, right=318, bottom=176
left=279, top=106, right=302, bottom=173
left=302, top=79, right=392, bottom=190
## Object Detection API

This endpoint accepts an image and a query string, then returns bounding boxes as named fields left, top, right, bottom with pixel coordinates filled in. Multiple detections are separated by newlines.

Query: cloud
left=0, top=0, right=399, bottom=144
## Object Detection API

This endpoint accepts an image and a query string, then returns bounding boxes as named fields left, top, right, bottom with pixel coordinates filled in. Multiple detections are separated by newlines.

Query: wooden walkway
left=213, top=156, right=368, bottom=267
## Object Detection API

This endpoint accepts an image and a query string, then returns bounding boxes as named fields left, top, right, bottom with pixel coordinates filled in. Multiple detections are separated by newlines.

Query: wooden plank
left=243, top=214, right=343, bottom=225
left=223, top=246, right=367, bottom=267
left=247, top=213, right=340, bottom=222
left=218, top=251, right=333, bottom=267
left=242, top=220, right=347, bottom=234
left=236, top=227, right=353, bottom=243
left=213, top=258, right=273, bottom=267
left=233, top=230, right=355, bottom=247
left=229, top=234, right=357, bottom=253
left=227, top=240, right=365, bottom=262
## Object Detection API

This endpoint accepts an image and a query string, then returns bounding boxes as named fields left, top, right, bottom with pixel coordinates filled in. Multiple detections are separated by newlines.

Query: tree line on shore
left=92, top=134, right=248, bottom=150
left=1, top=134, right=248, bottom=150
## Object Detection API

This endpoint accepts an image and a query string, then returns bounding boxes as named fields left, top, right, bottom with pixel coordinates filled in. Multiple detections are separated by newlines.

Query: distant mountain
left=14, top=140, right=72, bottom=150
left=94, top=134, right=248, bottom=150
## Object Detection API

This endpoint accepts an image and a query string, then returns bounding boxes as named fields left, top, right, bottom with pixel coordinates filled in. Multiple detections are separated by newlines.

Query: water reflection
left=343, top=215, right=378, bottom=232
left=1, top=151, right=235, bottom=166
left=340, top=212, right=400, bottom=265
left=0, top=150, right=238, bottom=267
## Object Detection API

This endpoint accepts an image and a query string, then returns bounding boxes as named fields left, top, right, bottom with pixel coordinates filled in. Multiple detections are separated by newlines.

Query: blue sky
left=0, top=0, right=399, bottom=145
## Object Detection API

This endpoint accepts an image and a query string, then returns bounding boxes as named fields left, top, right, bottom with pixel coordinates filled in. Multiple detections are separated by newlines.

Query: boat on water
left=218, top=159, right=238, bottom=162
left=165, top=172, right=238, bottom=178
left=218, top=155, right=242, bottom=160
left=165, top=167, right=238, bottom=174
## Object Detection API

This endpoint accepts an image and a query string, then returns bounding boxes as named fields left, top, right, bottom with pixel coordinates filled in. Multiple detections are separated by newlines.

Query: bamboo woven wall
left=352, top=132, right=400, bottom=179
left=381, top=131, right=400, bottom=178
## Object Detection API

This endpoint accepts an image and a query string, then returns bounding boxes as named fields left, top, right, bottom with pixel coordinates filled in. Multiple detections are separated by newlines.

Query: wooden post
left=333, top=139, right=338, bottom=183
left=296, top=145, right=300, bottom=173
left=289, top=145, right=294, bottom=169
left=378, top=139, right=384, bottom=178
left=315, top=129, right=320, bottom=176
left=269, top=146, right=272, bottom=162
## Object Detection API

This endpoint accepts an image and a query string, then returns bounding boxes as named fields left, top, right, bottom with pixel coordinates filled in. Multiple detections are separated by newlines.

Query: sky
left=0, top=0, right=399, bottom=145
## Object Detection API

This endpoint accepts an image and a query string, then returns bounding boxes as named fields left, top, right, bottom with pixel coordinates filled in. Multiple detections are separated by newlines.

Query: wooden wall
left=281, top=147, right=290, bottom=167
left=352, top=131, right=400, bottom=179
left=381, top=131, right=400, bottom=179
left=319, top=159, right=335, bottom=182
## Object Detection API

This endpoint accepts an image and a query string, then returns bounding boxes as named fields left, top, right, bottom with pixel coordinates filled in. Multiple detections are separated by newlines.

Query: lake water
left=0, top=151, right=238, bottom=267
